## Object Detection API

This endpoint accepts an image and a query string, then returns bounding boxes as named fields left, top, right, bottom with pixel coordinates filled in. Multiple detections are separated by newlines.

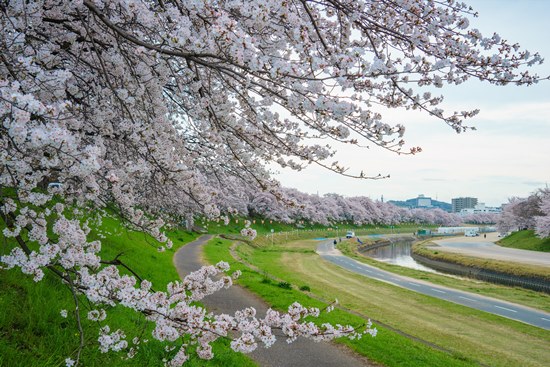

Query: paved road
left=174, top=235, right=372, bottom=367
left=433, top=233, right=550, bottom=267
left=316, top=240, right=550, bottom=331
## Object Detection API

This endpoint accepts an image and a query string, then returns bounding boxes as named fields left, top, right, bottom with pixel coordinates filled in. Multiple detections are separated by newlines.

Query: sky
left=274, top=0, right=550, bottom=207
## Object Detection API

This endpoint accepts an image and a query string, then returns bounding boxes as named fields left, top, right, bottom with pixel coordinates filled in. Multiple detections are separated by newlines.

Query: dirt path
left=173, top=235, right=373, bottom=367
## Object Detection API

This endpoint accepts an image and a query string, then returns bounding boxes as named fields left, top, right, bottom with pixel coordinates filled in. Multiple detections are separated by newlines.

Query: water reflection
left=362, top=240, right=436, bottom=272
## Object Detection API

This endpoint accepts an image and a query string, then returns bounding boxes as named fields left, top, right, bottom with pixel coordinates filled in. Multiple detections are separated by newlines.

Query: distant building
left=437, top=226, right=479, bottom=234
left=416, top=194, right=432, bottom=208
left=388, top=194, right=452, bottom=212
left=459, top=203, right=502, bottom=215
left=452, top=197, right=478, bottom=213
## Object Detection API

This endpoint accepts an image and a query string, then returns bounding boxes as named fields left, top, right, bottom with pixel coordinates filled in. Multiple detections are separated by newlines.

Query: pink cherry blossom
left=0, top=1, right=542, bottom=365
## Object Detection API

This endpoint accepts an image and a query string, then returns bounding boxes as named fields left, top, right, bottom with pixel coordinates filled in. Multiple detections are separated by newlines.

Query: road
left=433, top=233, right=550, bottom=267
left=174, top=235, right=372, bottom=367
left=316, top=240, right=550, bottom=331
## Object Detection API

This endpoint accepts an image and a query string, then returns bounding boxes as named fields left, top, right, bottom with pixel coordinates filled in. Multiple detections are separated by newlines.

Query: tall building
left=452, top=197, right=478, bottom=213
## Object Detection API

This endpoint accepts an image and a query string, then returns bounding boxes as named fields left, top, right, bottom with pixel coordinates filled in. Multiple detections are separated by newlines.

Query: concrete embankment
left=356, top=236, right=415, bottom=253
left=411, top=252, right=550, bottom=294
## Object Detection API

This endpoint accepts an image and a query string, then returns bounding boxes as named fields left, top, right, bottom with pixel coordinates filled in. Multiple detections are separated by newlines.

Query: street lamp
left=271, top=229, right=274, bottom=246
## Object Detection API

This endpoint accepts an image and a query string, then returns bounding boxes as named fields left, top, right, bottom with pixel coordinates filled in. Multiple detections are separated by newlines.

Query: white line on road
left=430, top=288, right=446, bottom=294
left=408, top=282, right=421, bottom=287
left=541, top=317, right=550, bottom=322
left=494, top=305, right=517, bottom=313
left=458, top=296, right=477, bottom=302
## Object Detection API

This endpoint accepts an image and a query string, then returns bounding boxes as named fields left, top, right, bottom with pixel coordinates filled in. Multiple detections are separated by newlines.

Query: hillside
left=498, top=230, right=550, bottom=252
left=0, top=215, right=255, bottom=367
left=388, top=199, right=452, bottom=212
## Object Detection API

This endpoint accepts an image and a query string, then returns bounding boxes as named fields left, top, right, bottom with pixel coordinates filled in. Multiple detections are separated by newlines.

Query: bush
left=260, top=278, right=272, bottom=284
left=277, top=281, right=292, bottom=290
left=299, top=285, right=311, bottom=292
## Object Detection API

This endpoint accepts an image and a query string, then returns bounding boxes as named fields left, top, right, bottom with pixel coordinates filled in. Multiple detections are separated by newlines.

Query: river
left=360, top=236, right=437, bottom=272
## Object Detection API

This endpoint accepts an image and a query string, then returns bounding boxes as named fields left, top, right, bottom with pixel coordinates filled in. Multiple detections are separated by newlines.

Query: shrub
left=277, top=281, right=292, bottom=290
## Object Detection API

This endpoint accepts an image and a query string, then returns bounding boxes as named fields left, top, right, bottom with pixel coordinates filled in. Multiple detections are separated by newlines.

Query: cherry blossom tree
left=462, top=212, right=499, bottom=225
left=535, top=189, right=550, bottom=239
left=498, top=195, right=541, bottom=233
left=0, top=0, right=543, bottom=365
left=497, top=188, right=550, bottom=237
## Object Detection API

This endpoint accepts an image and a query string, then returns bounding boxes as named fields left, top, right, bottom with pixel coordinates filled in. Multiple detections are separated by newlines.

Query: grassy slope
left=204, top=238, right=550, bottom=367
left=497, top=230, right=550, bottom=252
left=0, top=215, right=256, bottom=367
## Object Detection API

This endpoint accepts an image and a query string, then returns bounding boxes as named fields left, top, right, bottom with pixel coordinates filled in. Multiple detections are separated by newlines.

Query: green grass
left=205, top=238, right=484, bottom=367
left=498, top=230, right=550, bottom=252
left=0, top=214, right=256, bottom=367
left=252, top=224, right=432, bottom=247
left=338, top=240, right=550, bottom=312
left=202, top=218, right=431, bottom=237
left=413, top=240, right=550, bottom=282
left=204, top=238, right=550, bottom=367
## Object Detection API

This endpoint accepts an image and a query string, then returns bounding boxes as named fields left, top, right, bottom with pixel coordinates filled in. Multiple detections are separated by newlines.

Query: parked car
left=345, top=231, right=355, bottom=238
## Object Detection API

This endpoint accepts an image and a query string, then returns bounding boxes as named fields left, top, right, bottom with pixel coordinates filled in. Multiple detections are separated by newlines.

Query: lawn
left=203, top=238, right=550, bottom=367
left=498, top=230, right=550, bottom=252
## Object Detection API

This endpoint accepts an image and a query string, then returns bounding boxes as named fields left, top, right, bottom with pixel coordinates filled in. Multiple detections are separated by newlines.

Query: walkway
left=174, top=235, right=373, bottom=367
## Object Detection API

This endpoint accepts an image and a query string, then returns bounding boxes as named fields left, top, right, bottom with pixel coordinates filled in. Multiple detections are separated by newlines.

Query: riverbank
left=337, top=239, right=550, bottom=312
left=412, top=240, right=550, bottom=293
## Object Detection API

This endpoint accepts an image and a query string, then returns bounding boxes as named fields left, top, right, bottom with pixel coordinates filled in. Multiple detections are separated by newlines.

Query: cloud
left=423, top=178, right=450, bottom=182
left=522, top=181, right=547, bottom=187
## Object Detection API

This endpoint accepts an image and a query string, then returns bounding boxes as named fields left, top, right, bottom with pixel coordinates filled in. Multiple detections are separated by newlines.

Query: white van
left=464, top=229, right=478, bottom=237
left=345, top=231, right=355, bottom=238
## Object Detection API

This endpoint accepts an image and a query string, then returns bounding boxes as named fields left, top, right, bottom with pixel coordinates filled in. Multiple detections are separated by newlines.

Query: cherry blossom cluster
left=0, top=0, right=542, bottom=365
left=240, top=220, right=258, bottom=240
left=497, top=187, right=550, bottom=238
left=76, top=261, right=372, bottom=366
left=238, top=186, right=496, bottom=227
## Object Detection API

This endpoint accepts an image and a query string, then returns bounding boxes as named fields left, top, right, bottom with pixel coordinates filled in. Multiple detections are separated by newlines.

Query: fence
left=252, top=227, right=422, bottom=247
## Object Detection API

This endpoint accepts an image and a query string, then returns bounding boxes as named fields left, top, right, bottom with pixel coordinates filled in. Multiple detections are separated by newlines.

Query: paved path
left=174, top=235, right=372, bottom=367
left=433, top=233, right=550, bottom=267
left=316, top=240, right=550, bottom=331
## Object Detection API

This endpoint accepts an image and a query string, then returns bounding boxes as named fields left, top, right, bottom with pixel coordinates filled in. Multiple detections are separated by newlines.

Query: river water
left=361, top=238, right=437, bottom=272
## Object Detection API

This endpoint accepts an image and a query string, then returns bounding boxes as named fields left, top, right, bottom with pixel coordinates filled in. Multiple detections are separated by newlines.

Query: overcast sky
left=275, top=0, right=550, bottom=207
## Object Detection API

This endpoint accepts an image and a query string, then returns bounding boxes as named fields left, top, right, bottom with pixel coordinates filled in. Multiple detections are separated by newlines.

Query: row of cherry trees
left=214, top=185, right=498, bottom=227
left=0, top=0, right=540, bottom=366
left=497, top=188, right=550, bottom=238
